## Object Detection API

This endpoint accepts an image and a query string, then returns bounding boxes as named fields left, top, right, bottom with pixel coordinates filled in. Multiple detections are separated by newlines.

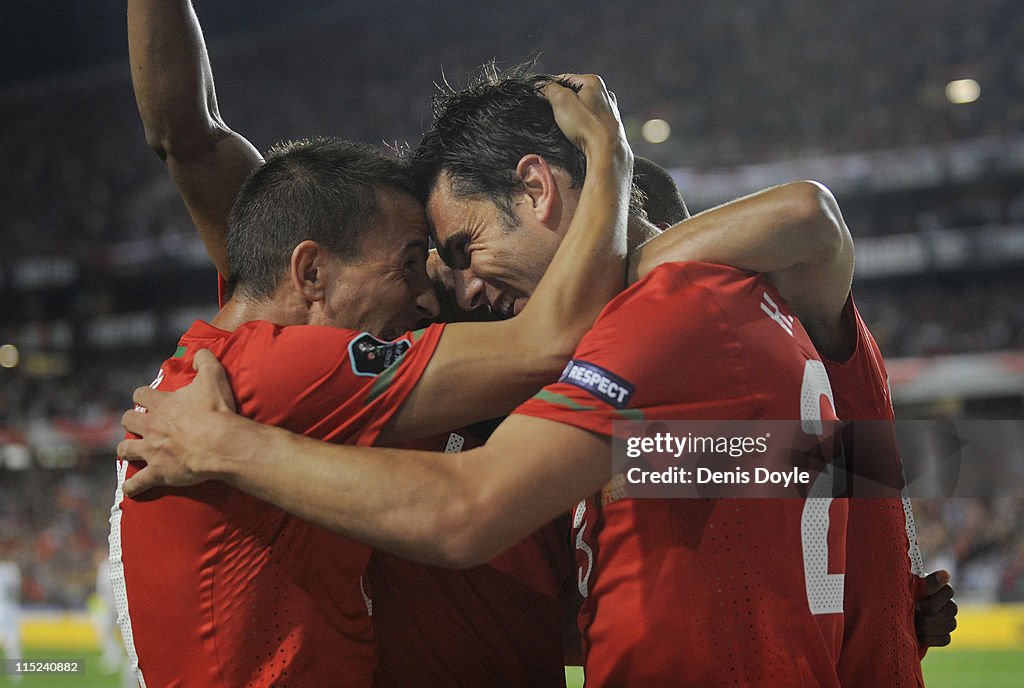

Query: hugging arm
left=120, top=355, right=608, bottom=568
left=630, top=181, right=854, bottom=358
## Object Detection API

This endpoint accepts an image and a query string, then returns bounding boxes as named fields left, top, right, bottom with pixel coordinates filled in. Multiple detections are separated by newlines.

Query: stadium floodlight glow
left=0, top=344, right=19, bottom=369
left=945, top=79, right=980, bottom=104
left=641, top=118, right=672, bottom=144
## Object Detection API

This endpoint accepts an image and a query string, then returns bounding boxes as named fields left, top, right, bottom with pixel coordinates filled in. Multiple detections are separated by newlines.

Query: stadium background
left=0, top=0, right=1022, bottom=685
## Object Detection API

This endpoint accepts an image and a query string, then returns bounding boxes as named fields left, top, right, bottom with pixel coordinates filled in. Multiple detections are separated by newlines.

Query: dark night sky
left=2, top=1, right=331, bottom=86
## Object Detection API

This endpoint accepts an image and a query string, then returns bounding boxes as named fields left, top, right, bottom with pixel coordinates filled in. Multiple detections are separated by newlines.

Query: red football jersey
left=110, top=319, right=444, bottom=688
left=824, top=297, right=927, bottom=687
left=371, top=427, right=571, bottom=688
left=515, top=262, right=847, bottom=687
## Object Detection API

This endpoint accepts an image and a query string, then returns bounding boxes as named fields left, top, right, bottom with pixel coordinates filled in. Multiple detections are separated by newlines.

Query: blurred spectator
left=914, top=498, right=1024, bottom=603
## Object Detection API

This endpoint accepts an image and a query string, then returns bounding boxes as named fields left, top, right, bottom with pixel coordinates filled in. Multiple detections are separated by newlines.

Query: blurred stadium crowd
left=1, top=0, right=1022, bottom=609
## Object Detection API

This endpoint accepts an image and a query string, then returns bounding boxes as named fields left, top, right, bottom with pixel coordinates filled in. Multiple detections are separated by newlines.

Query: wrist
left=584, top=134, right=632, bottom=170
left=197, top=410, right=262, bottom=482
left=583, top=143, right=634, bottom=202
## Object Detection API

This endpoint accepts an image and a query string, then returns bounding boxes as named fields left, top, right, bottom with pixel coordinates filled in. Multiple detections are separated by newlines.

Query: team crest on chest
left=348, top=333, right=411, bottom=377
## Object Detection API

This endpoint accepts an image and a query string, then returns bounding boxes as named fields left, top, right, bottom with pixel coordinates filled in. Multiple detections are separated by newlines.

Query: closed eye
left=401, top=240, right=429, bottom=273
left=439, top=232, right=472, bottom=271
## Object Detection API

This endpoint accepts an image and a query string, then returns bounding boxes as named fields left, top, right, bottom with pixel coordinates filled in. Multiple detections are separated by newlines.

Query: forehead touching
left=361, top=187, right=430, bottom=258
left=423, top=173, right=484, bottom=269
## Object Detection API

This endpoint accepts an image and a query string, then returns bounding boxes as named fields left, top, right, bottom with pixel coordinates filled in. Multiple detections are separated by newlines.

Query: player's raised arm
left=128, top=0, right=263, bottom=276
left=630, top=181, right=854, bottom=358
left=376, top=75, right=632, bottom=443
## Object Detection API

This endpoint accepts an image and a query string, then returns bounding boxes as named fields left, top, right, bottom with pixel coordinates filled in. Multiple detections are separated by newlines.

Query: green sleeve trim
left=533, top=389, right=596, bottom=411
left=172, top=345, right=187, bottom=359
left=365, top=359, right=400, bottom=404
left=532, top=389, right=645, bottom=420
left=365, top=328, right=434, bottom=404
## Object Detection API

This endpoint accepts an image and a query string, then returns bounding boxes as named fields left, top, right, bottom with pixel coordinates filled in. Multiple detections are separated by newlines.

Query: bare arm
left=630, top=181, right=854, bottom=358
left=376, top=76, right=631, bottom=443
left=129, top=0, right=263, bottom=276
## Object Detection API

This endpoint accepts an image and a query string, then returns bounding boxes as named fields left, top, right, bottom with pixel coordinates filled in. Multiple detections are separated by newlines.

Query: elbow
left=792, top=180, right=852, bottom=262
left=142, top=115, right=229, bottom=164
left=427, top=488, right=507, bottom=569
left=433, top=536, right=491, bottom=570
left=430, top=506, right=495, bottom=569
left=142, top=125, right=174, bottom=162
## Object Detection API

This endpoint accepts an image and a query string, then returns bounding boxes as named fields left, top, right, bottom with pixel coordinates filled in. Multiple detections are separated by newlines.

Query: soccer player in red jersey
left=113, top=58, right=639, bottom=686
left=637, top=159, right=955, bottom=686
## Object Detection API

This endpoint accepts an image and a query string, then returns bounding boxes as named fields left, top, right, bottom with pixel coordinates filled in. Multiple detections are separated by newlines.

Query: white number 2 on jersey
left=800, top=360, right=845, bottom=615
left=573, top=360, right=847, bottom=614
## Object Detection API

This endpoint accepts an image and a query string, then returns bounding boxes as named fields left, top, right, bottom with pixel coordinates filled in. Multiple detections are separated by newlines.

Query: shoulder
left=224, top=321, right=427, bottom=373
left=594, top=261, right=764, bottom=333
left=225, top=322, right=445, bottom=430
left=579, top=261, right=767, bottom=364
left=611, top=261, right=756, bottom=309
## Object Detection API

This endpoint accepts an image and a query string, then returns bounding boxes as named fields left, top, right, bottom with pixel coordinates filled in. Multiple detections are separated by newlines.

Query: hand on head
left=541, top=73, right=630, bottom=163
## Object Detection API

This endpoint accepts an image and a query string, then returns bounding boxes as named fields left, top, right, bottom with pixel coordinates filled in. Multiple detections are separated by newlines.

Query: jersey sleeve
left=821, top=294, right=894, bottom=421
left=820, top=295, right=905, bottom=491
left=513, top=262, right=774, bottom=436
left=235, top=322, right=446, bottom=447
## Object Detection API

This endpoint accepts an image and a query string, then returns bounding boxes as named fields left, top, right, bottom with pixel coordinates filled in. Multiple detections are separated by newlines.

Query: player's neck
left=625, top=213, right=662, bottom=257
left=210, top=290, right=307, bottom=332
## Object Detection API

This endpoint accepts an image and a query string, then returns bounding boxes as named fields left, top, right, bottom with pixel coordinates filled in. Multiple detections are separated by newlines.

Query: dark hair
left=633, top=156, right=690, bottom=226
left=226, top=137, right=416, bottom=299
left=411, top=63, right=642, bottom=223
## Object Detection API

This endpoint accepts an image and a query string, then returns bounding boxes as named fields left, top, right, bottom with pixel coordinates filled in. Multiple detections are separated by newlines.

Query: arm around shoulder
left=630, top=180, right=854, bottom=357
left=763, top=181, right=855, bottom=359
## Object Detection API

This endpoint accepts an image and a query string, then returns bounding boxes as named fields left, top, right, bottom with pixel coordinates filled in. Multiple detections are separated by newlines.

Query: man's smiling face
left=426, top=172, right=562, bottom=317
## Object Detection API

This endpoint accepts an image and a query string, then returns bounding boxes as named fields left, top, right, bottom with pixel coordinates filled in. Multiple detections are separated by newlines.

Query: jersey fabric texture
left=223, top=274, right=568, bottom=687
left=515, top=262, right=847, bottom=687
left=825, top=297, right=927, bottom=687
left=371, top=426, right=571, bottom=688
left=110, top=319, right=444, bottom=688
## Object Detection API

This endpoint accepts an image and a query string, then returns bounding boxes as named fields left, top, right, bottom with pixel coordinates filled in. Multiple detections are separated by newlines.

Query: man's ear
left=289, top=240, right=326, bottom=303
left=515, top=154, right=560, bottom=225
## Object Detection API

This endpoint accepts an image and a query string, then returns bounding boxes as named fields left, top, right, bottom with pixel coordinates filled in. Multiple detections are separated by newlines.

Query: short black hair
left=411, top=63, right=642, bottom=223
left=633, top=156, right=689, bottom=226
left=226, top=137, right=416, bottom=299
